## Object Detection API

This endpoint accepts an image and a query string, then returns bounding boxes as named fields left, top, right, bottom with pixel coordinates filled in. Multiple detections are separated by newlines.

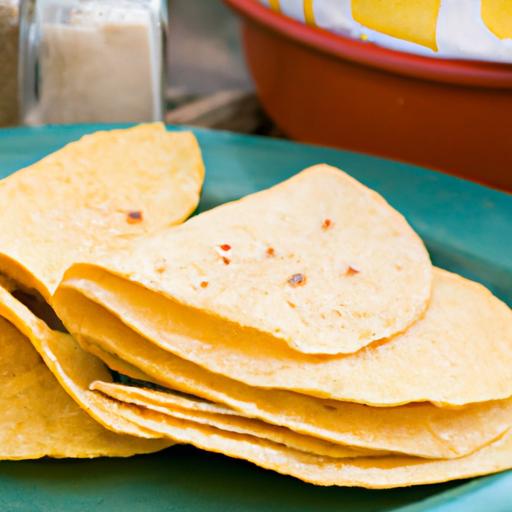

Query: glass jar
left=0, top=0, right=20, bottom=127
left=19, top=0, right=168, bottom=125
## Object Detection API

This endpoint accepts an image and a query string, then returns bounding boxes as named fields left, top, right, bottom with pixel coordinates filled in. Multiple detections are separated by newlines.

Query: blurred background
left=168, top=0, right=252, bottom=94
left=1, top=0, right=511, bottom=189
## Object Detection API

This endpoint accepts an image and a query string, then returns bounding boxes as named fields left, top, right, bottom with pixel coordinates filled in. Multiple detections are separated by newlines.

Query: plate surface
left=0, top=124, right=510, bottom=512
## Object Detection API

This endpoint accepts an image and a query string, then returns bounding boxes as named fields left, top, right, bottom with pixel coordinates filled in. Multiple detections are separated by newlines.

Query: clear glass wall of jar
left=19, top=0, right=168, bottom=125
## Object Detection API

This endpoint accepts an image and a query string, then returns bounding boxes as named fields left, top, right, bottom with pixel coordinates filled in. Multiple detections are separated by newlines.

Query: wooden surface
left=166, top=88, right=282, bottom=136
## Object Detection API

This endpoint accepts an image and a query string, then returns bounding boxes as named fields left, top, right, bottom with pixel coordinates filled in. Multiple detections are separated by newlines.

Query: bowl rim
left=224, top=0, right=512, bottom=88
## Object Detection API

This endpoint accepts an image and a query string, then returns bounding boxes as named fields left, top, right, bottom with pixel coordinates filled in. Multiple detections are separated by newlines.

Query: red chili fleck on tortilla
left=322, top=218, right=333, bottom=230
left=222, top=256, right=231, bottom=265
left=127, top=210, right=143, bottom=224
left=200, top=281, right=209, bottom=288
left=220, top=244, right=231, bottom=252
left=346, top=265, right=360, bottom=276
left=266, top=247, right=275, bottom=257
left=288, top=273, right=306, bottom=287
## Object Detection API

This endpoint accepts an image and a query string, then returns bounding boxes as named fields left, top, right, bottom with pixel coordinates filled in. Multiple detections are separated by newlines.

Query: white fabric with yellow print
left=259, top=0, right=512, bottom=63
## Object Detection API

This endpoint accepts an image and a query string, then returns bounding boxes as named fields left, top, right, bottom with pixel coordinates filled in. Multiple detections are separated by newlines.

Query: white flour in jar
left=29, top=2, right=162, bottom=124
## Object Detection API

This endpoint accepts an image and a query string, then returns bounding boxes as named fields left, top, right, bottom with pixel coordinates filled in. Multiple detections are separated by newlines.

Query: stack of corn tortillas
left=0, top=123, right=511, bottom=489
left=0, top=123, right=204, bottom=458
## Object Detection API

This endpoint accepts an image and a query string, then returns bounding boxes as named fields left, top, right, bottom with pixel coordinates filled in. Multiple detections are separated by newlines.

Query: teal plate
left=0, top=124, right=510, bottom=512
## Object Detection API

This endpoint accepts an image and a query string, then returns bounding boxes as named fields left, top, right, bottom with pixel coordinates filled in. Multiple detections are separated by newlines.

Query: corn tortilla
left=53, top=287, right=512, bottom=459
left=0, top=286, right=172, bottom=449
left=92, top=381, right=383, bottom=459
left=0, top=123, right=203, bottom=456
left=85, top=342, right=157, bottom=383
left=0, top=123, right=204, bottom=299
left=56, top=267, right=512, bottom=408
left=96, top=399, right=512, bottom=489
left=0, top=302, right=168, bottom=459
left=57, top=165, right=431, bottom=355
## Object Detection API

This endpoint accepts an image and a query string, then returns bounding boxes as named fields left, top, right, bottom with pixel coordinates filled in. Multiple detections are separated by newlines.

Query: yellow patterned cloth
left=258, top=0, right=512, bottom=63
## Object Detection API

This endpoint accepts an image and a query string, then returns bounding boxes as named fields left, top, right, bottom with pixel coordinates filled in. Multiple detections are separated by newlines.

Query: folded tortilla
left=91, top=381, right=384, bottom=459
left=55, top=265, right=512, bottom=408
left=53, top=165, right=431, bottom=355
left=0, top=123, right=204, bottom=458
left=0, top=285, right=173, bottom=443
left=0, top=291, right=169, bottom=459
left=0, top=123, right=204, bottom=299
left=86, top=397, right=512, bottom=489
left=52, top=283, right=512, bottom=459
left=40, top=157, right=512, bottom=484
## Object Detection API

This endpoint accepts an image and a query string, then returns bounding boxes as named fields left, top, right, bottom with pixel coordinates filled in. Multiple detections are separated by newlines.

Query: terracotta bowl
left=225, top=0, right=512, bottom=191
